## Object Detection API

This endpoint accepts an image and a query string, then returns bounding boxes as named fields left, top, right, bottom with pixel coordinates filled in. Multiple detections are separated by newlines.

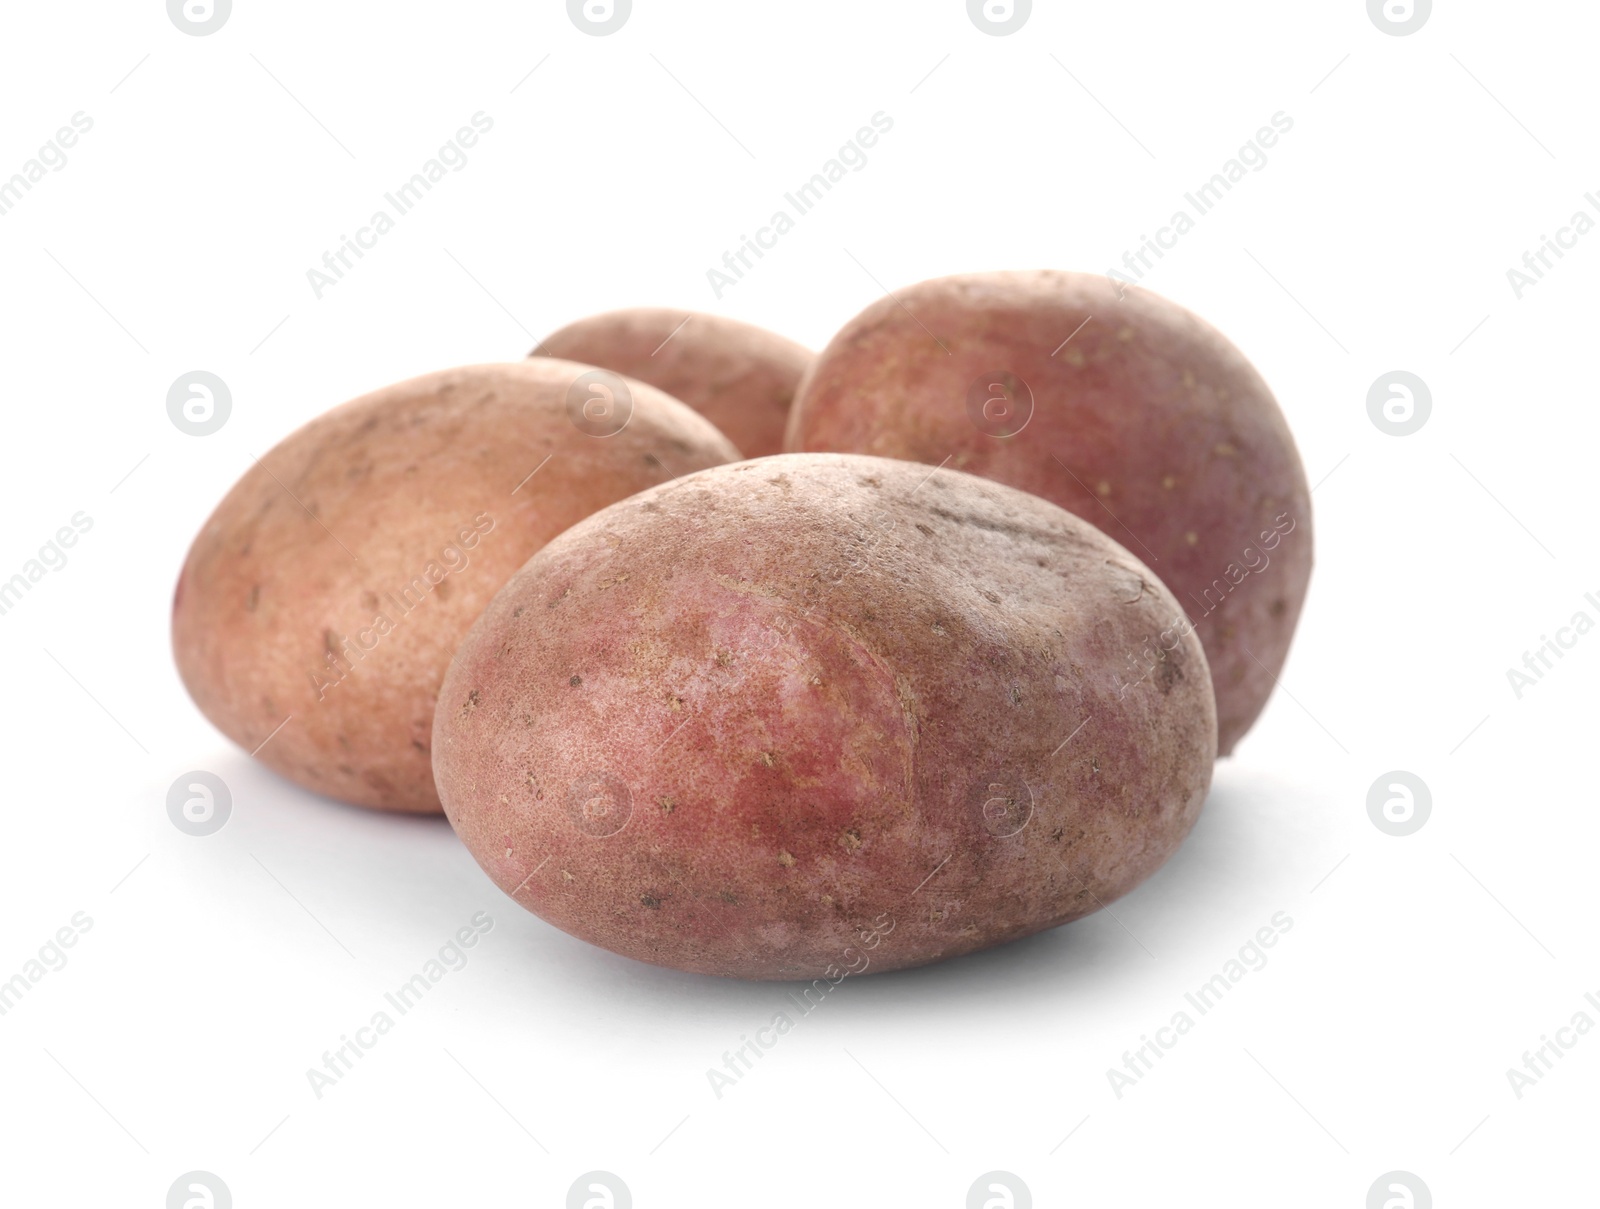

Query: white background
left=0, top=1, right=1593, bottom=1205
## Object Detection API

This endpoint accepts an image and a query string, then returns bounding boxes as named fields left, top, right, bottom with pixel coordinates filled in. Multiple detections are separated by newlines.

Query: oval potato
left=172, top=360, right=739, bottom=813
left=434, top=453, right=1216, bottom=978
left=533, top=308, right=811, bottom=458
left=785, top=271, right=1312, bottom=755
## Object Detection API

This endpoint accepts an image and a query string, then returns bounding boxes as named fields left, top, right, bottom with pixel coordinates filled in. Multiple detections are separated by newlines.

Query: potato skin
left=433, top=453, right=1215, bottom=979
left=172, top=361, right=739, bottom=813
left=785, top=272, right=1312, bottom=755
left=532, top=308, right=811, bottom=458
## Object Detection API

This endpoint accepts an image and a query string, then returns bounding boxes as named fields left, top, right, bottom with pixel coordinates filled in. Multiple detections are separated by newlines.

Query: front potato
left=434, top=453, right=1216, bottom=979
left=172, top=360, right=739, bottom=813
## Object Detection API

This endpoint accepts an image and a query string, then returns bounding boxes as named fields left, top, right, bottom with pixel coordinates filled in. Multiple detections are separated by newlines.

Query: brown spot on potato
left=1156, top=647, right=1184, bottom=693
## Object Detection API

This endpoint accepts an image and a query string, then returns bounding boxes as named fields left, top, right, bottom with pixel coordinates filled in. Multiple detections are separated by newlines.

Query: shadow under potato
left=198, top=744, right=1306, bottom=1018
left=821, top=766, right=1289, bottom=1006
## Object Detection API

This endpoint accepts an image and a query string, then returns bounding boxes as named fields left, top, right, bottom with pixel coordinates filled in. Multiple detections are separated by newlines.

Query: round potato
left=172, top=360, right=739, bottom=813
left=785, top=271, right=1312, bottom=755
left=433, top=453, right=1215, bottom=979
left=532, top=308, right=811, bottom=458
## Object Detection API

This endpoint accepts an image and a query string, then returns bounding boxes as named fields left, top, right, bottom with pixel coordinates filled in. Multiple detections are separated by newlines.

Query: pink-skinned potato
left=785, top=271, right=1312, bottom=755
left=433, top=453, right=1216, bottom=979
left=172, top=360, right=739, bottom=814
left=531, top=308, right=812, bottom=458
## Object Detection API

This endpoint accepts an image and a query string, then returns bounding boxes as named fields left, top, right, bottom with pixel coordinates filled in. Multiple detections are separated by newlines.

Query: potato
left=785, top=271, right=1312, bottom=755
left=172, top=360, right=739, bottom=814
left=531, top=308, right=811, bottom=458
left=433, top=453, right=1215, bottom=979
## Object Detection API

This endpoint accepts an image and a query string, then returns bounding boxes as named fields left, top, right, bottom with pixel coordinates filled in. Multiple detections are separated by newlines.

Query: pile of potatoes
left=174, top=273, right=1312, bottom=980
